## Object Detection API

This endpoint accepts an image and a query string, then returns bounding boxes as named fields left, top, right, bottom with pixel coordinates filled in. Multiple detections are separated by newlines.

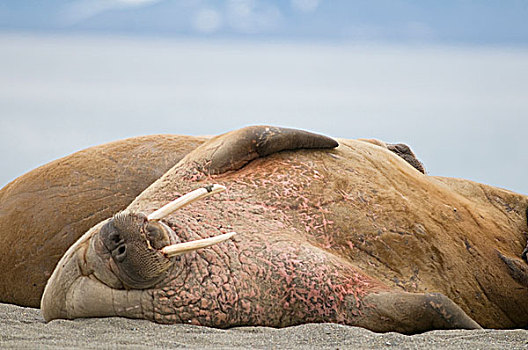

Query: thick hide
left=40, top=126, right=528, bottom=333
left=0, top=135, right=206, bottom=306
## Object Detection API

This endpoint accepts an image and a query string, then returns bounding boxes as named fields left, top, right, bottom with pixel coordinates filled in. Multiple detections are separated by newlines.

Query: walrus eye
left=145, top=222, right=171, bottom=250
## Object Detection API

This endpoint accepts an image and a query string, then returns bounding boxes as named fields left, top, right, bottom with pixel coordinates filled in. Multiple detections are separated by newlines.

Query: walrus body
left=0, top=127, right=423, bottom=308
left=0, top=134, right=207, bottom=306
left=35, top=126, right=527, bottom=333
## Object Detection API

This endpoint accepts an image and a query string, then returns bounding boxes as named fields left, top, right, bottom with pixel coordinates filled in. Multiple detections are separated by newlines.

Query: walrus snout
left=99, top=211, right=174, bottom=289
left=99, top=185, right=237, bottom=288
left=101, top=212, right=172, bottom=261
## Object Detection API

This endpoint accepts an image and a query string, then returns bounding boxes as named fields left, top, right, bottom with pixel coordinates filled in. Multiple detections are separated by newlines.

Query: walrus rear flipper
left=364, top=291, right=481, bottom=334
left=498, top=251, right=528, bottom=287
left=386, top=143, right=426, bottom=174
left=178, top=126, right=339, bottom=175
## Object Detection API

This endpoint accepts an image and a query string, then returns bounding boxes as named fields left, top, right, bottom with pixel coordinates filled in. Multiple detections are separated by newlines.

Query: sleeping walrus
left=0, top=134, right=207, bottom=306
left=1, top=126, right=527, bottom=334
left=0, top=127, right=423, bottom=308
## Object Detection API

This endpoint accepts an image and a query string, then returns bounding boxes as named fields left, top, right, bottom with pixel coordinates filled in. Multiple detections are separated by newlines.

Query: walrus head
left=96, top=211, right=173, bottom=290
left=41, top=185, right=235, bottom=321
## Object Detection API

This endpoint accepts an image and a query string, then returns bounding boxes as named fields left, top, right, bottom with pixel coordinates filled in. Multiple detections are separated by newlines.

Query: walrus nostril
left=113, top=245, right=127, bottom=262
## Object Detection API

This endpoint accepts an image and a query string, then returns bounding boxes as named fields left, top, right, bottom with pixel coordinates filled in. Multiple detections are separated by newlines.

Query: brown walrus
left=0, top=127, right=426, bottom=308
left=38, top=126, right=528, bottom=333
left=0, top=134, right=207, bottom=306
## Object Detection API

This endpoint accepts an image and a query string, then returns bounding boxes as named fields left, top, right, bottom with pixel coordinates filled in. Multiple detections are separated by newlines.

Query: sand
left=1, top=303, right=527, bottom=349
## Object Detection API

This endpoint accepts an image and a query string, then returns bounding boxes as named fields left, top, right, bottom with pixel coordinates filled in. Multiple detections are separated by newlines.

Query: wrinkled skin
left=0, top=134, right=207, bottom=306
left=40, top=126, right=528, bottom=334
left=0, top=127, right=423, bottom=308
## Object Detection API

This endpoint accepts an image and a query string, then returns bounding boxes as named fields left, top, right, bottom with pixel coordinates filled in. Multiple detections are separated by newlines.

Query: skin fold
left=0, top=126, right=421, bottom=308
left=37, top=126, right=528, bottom=333
left=0, top=134, right=207, bottom=306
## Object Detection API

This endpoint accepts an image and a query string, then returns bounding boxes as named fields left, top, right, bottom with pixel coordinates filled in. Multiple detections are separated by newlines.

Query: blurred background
left=1, top=0, right=527, bottom=194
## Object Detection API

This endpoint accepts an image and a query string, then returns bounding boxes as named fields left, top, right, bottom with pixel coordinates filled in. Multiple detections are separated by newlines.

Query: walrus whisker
left=161, top=231, right=236, bottom=257
left=147, top=184, right=226, bottom=221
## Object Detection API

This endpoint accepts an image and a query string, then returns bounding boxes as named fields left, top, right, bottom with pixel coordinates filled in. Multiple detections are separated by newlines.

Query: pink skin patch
left=139, top=152, right=388, bottom=327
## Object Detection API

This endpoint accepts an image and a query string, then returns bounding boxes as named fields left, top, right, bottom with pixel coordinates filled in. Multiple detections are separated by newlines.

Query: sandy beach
left=1, top=303, right=526, bottom=349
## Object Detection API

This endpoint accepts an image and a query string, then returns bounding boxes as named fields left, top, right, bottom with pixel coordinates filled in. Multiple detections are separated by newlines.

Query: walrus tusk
left=161, top=231, right=237, bottom=257
left=149, top=185, right=234, bottom=256
left=147, top=184, right=226, bottom=221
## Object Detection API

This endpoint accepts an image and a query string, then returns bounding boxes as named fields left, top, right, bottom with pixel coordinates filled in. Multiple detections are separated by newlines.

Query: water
left=1, top=33, right=527, bottom=194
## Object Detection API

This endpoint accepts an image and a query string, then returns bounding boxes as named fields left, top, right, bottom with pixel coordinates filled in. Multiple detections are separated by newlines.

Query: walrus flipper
left=178, top=126, right=339, bottom=175
left=359, top=139, right=426, bottom=174
left=498, top=251, right=528, bottom=287
left=364, top=291, right=481, bottom=334
left=386, top=143, right=426, bottom=174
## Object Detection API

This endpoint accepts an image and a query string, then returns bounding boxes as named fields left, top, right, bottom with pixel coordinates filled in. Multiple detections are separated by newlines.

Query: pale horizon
left=1, top=33, right=527, bottom=195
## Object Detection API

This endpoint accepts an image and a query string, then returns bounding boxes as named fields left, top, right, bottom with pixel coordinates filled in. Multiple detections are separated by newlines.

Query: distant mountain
left=1, top=0, right=527, bottom=46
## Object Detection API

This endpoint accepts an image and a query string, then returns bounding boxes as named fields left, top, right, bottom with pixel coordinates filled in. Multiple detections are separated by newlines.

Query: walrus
left=0, top=127, right=424, bottom=308
left=38, top=126, right=528, bottom=334
left=0, top=134, right=206, bottom=306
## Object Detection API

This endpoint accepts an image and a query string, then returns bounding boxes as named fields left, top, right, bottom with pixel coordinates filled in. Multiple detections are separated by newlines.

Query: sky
left=0, top=1, right=527, bottom=195
left=1, top=1, right=528, bottom=45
